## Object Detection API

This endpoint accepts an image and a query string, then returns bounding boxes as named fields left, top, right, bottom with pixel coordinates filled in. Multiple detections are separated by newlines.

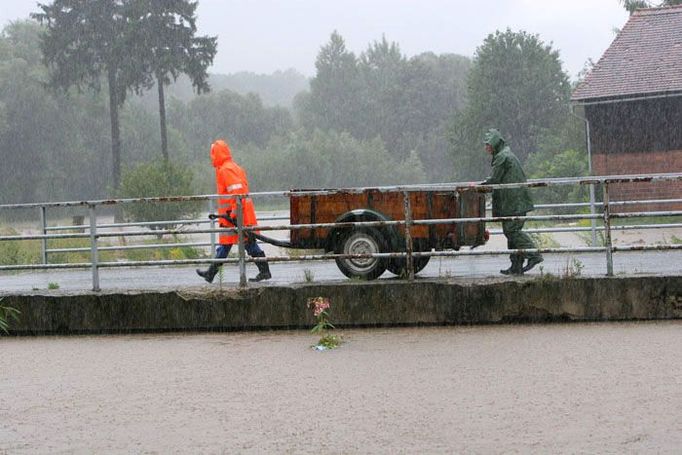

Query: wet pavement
left=2, top=322, right=682, bottom=453
left=0, top=250, right=680, bottom=292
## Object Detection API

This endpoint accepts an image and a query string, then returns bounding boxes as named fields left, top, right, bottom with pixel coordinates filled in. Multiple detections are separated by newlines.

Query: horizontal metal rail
left=47, top=242, right=213, bottom=254
left=2, top=172, right=681, bottom=211
left=489, top=223, right=682, bottom=235
left=3, top=243, right=681, bottom=273
left=44, top=214, right=290, bottom=232
left=535, top=197, right=682, bottom=210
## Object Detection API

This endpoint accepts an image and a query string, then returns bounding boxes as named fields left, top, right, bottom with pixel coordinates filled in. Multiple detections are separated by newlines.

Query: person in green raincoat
left=481, top=128, right=543, bottom=275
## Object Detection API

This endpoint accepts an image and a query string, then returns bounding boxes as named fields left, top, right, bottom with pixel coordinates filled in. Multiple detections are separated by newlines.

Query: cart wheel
left=387, top=256, right=431, bottom=277
left=334, top=228, right=387, bottom=280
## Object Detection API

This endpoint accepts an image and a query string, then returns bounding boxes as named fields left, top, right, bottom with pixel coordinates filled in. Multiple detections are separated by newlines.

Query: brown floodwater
left=2, top=322, right=682, bottom=454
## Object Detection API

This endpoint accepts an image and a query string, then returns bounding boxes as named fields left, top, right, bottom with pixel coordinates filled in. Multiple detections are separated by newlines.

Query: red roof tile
left=571, top=5, right=682, bottom=102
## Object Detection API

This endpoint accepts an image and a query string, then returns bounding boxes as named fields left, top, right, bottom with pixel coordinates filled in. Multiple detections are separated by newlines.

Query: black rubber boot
left=500, top=255, right=524, bottom=275
left=249, top=253, right=272, bottom=282
left=522, top=256, right=544, bottom=273
left=196, top=264, right=219, bottom=283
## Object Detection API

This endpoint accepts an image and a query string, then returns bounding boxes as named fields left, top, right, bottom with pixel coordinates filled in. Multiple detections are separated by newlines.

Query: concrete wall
left=3, top=275, right=682, bottom=335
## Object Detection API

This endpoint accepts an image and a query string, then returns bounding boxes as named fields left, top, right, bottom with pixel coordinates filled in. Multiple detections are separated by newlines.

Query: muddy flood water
left=2, top=322, right=682, bottom=454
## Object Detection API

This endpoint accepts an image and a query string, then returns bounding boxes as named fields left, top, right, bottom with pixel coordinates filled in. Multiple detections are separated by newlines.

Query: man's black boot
left=522, top=256, right=544, bottom=273
left=249, top=254, right=272, bottom=282
left=196, top=264, right=219, bottom=283
left=500, top=256, right=524, bottom=275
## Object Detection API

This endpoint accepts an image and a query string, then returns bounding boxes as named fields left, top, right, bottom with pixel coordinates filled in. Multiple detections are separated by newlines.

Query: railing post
left=585, top=119, right=598, bottom=247
left=88, top=204, right=100, bottom=292
left=236, top=197, right=247, bottom=288
left=589, top=183, right=598, bottom=247
left=602, top=183, right=614, bottom=276
left=39, top=205, right=48, bottom=265
left=208, top=197, right=216, bottom=255
left=403, top=191, right=415, bottom=280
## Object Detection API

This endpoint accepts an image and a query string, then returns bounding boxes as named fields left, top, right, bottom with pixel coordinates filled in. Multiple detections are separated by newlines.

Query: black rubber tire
left=387, top=255, right=431, bottom=277
left=334, top=228, right=387, bottom=280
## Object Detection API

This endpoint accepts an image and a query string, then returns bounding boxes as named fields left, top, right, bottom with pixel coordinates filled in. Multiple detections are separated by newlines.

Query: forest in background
left=0, top=18, right=587, bottom=207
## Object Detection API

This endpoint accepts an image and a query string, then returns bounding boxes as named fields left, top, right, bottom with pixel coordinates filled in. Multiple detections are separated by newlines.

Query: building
left=571, top=5, right=682, bottom=210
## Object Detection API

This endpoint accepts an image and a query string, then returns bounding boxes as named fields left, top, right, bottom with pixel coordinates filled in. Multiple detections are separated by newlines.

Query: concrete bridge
left=4, top=272, right=681, bottom=335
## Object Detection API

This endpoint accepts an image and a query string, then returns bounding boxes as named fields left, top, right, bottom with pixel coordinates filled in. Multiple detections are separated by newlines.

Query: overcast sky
left=1, top=0, right=630, bottom=79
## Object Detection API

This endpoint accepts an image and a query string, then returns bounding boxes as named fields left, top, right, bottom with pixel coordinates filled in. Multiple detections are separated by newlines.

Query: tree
left=170, top=89, right=293, bottom=155
left=357, top=36, right=408, bottom=150
left=239, top=130, right=427, bottom=192
left=131, top=0, right=217, bottom=161
left=620, top=0, right=682, bottom=14
left=296, top=32, right=471, bottom=182
left=0, top=21, right=48, bottom=203
left=210, top=69, right=309, bottom=107
left=525, top=118, right=588, bottom=210
left=0, top=20, right=109, bottom=203
left=33, top=0, right=150, bottom=191
left=449, top=29, right=571, bottom=180
left=396, top=52, right=470, bottom=180
left=302, top=31, right=360, bottom=133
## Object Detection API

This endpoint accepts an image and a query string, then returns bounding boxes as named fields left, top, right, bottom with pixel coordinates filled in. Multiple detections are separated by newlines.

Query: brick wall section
left=592, top=150, right=682, bottom=212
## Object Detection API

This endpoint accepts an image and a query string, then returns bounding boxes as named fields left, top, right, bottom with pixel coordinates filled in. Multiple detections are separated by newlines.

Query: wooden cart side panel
left=289, top=195, right=311, bottom=246
left=458, top=189, right=486, bottom=245
left=428, top=191, right=459, bottom=247
left=299, top=191, right=439, bottom=241
left=290, top=188, right=485, bottom=250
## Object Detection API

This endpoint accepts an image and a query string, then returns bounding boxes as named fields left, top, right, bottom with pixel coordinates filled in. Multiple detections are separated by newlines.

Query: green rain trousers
left=502, top=219, right=541, bottom=263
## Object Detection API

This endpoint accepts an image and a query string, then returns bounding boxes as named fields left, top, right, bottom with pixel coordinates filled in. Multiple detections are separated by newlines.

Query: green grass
left=576, top=215, right=682, bottom=228
left=303, top=269, right=315, bottom=282
left=0, top=226, right=206, bottom=265
left=122, top=237, right=205, bottom=262
left=529, top=232, right=560, bottom=249
left=0, top=238, right=41, bottom=266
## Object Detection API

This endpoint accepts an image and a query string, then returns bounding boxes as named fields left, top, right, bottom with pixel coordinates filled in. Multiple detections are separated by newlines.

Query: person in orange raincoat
left=196, top=139, right=272, bottom=283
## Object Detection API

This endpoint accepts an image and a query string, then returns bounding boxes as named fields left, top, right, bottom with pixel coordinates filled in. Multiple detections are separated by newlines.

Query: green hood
left=484, top=128, right=505, bottom=154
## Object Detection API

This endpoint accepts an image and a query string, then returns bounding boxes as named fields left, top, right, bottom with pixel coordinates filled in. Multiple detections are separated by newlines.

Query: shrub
left=119, top=161, right=200, bottom=233
left=526, top=148, right=589, bottom=213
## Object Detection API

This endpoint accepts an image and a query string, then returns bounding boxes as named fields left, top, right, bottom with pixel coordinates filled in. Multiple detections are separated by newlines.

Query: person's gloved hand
left=208, top=211, right=235, bottom=224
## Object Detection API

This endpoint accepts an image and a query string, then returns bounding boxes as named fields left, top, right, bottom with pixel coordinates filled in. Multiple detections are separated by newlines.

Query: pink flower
left=307, top=297, right=331, bottom=317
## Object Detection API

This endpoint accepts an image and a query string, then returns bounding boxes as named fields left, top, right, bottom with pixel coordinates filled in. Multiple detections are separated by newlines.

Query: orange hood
left=210, top=140, right=232, bottom=168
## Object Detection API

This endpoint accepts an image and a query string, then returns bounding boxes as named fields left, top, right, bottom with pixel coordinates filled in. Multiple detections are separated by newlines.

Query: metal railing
left=1, top=173, right=681, bottom=290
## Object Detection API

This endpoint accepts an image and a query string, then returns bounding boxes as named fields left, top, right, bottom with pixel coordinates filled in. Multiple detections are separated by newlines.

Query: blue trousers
left=215, top=240, right=264, bottom=259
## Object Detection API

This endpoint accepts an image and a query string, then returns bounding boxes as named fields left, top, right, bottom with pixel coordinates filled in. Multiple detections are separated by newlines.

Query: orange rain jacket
left=210, top=140, right=258, bottom=245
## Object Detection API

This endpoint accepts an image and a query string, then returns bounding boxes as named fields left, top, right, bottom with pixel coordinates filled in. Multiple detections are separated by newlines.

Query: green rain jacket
left=482, top=129, right=534, bottom=217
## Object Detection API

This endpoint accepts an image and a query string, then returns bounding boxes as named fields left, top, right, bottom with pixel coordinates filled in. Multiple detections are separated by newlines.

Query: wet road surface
left=0, top=250, right=679, bottom=292
left=2, top=322, right=682, bottom=453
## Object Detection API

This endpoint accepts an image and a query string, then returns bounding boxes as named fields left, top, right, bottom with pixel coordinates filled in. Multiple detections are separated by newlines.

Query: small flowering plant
left=307, top=296, right=341, bottom=350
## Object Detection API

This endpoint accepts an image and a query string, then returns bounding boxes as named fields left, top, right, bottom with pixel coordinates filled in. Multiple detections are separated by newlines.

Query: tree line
left=1, top=0, right=590, bottom=209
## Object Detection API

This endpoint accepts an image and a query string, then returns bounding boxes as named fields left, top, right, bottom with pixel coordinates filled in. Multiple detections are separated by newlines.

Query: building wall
left=587, top=97, right=682, bottom=154
left=586, top=97, right=682, bottom=211
left=592, top=150, right=682, bottom=211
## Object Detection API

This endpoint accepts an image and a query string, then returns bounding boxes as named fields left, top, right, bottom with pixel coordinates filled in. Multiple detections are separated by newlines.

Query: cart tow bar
left=208, top=213, right=293, bottom=248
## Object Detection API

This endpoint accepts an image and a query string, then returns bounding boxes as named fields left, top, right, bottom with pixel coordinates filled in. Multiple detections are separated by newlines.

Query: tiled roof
left=571, top=5, right=682, bottom=102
